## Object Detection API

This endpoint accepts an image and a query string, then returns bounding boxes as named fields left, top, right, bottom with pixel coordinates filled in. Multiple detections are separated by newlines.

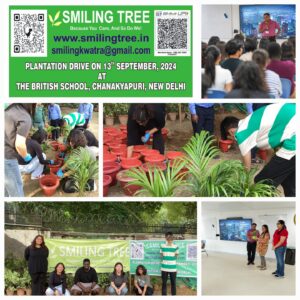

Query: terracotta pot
left=25, top=288, right=32, bottom=296
left=117, top=170, right=141, bottom=196
left=111, top=148, right=127, bottom=158
left=180, top=112, right=186, bottom=120
left=145, top=154, right=165, bottom=164
left=103, top=136, right=113, bottom=145
left=131, top=152, right=141, bottom=160
left=49, top=141, right=60, bottom=151
left=58, top=143, right=67, bottom=152
left=104, top=127, right=118, bottom=134
left=142, top=162, right=167, bottom=173
left=103, top=153, right=117, bottom=164
left=39, top=174, right=60, bottom=197
left=108, top=130, right=122, bottom=138
left=103, top=162, right=121, bottom=186
left=103, top=175, right=112, bottom=196
left=120, top=132, right=127, bottom=144
left=118, top=114, right=128, bottom=125
left=140, top=149, right=160, bottom=161
left=105, top=116, right=114, bottom=126
left=103, top=145, right=109, bottom=153
left=109, top=143, right=122, bottom=152
left=258, top=149, right=267, bottom=161
left=168, top=112, right=177, bottom=121
left=166, top=151, right=185, bottom=161
left=6, top=289, right=15, bottom=296
left=48, top=161, right=63, bottom=175
left=219, top=139, right=233, bottom=152
left=133, top=145, right=148, bottom=153
left=121, top=158, right=142, bottom=170
left=17, top=288, right=26, bottom=296
left=119, top=124, right=127, bottom=131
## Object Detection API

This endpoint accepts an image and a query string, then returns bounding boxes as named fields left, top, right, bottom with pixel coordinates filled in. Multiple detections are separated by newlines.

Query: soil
left=106, top=114, right=283, bottom=197
left=23, top=106, right=99, bottom=197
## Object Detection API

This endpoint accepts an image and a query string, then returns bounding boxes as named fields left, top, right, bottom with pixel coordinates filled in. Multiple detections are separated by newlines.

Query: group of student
left=23, top=232, right=179, bottom=296
left=202, top=31, right=295, bottom=98
left=4, top=103, right=98, bottom=197
left=246, top=220, right=289, bottom=278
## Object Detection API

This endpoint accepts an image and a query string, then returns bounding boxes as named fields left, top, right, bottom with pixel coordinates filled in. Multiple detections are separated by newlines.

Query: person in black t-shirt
left=221, top=39, right=244, bottom=76
left=18, top=129, right=55, bottom=180
left=70, top=259, right=101, bottom=295
left=45, top=262, right=70, bottom=296
left=127, top=104, right=166, bottom=157
left=67, top=128, right=99, bottom=148
left=24, top=235, right=49, bottom=295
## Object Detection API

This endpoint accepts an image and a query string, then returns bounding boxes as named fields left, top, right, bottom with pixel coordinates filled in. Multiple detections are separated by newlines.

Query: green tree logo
left=49, top=11, right=62, bottom=26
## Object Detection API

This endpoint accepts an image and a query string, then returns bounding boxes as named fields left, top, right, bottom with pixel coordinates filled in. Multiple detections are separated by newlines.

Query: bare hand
left=191, top=114, right=198, bottom=123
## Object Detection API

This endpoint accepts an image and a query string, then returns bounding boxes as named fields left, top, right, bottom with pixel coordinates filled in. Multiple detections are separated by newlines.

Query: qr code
left=154, top=10, right=191, bottom=56
left=11, top=10, right=47, bottom=57
left=186, top=243, right=197, bottom=261
left=130, top=242, right=144, bottom=260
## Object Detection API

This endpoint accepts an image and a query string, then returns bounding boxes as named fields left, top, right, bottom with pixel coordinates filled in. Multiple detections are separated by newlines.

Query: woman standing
left=272, top=220, right=289, bottom=278
left=127, top=104, right=166, bottom=157
left=134, top=265, right=154, bottom=296
left=46, top=262, right=70, bottom=296
left=24, top=235, right=49, bottom=295
left=107, top=262, right=128, bottom=296
left=257, top=224, right=270, bottom=270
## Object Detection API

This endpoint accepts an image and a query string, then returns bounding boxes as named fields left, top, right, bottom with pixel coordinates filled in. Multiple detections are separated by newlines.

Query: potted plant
left=66, top=147, right=99, bottom=196
left=104, top=104, right=115, bottom=126
left=16, top=274, right=26, bottom=296
left=5, top=269, right=18, bottom=295
left=166, top=104, right=178, bottom=121
left=114, top=104, right=129, bottom=125
left=23, top=270, right=32, bottom=295
left=180, top=103, right=188, bottom=120
left=39, top=174, right=60, bottom=196
left=151, top=277, right=159, bottom=292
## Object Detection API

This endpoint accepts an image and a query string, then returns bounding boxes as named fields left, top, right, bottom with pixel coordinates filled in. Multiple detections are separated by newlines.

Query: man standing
left=247, top=223, right=260, bottom=265
left=78, top=103, right=94, bottom=129
left=259, top=13, right=281, bottom=42
left=160, top=232, right=179, bottom=296
left=189, top=103, right=215, bottom=136
left=48, top=103, right=62, bottom=140
left=70, top=259, right=101, bottom=295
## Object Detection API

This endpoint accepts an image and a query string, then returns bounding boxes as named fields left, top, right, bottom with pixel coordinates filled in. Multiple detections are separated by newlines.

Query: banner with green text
left=9, top=6, right=192, bottom=97
left=46, top=239, right=130, bottom=273
left=130, top=240, right=197, bottom=278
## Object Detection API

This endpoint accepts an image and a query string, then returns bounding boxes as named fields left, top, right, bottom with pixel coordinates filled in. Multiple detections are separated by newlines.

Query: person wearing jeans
left=160, top=232, right=179, bottom=295
left=246, top=223, right=260, bottom=265
left=48, top=104, right=62, bottom=140
left=272, top=220, right=289, bottom=278
left=5, top=104, right=33, bottom=197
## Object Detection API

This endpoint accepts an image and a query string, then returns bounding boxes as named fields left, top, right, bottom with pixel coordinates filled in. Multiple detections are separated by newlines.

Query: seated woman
left=134, top=265, right=154, bottom=296
left=57, top=130, right=97, bottom=193
left=107, top=262, right=128, bottom=296
left=18, top=129, right=54, bottom=180
left=45, top=263, right=70, bottom=296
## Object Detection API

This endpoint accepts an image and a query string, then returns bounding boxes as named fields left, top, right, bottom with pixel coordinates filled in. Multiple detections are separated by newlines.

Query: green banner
left=9, top=6, right=192, bottom=97
left=130, top=240, right=197, bottom=278
left=46, top=239, right=130, bottom=273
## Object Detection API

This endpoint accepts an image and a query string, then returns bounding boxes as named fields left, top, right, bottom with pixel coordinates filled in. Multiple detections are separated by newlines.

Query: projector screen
left=219, top=219, right=252, bottom=242
left=240, top=5, right=296, bottom=38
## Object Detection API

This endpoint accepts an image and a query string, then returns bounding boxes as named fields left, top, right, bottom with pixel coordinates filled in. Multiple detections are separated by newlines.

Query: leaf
left=54, top=11, right=60, bottom=21
left=49, top=14, right=54, bottom=23
left=54, top=21, right=62, bottom=27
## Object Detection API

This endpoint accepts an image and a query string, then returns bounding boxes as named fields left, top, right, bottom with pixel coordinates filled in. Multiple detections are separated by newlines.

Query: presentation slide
left=219, top=219, right=252, bottom=242
left=240, top=5, right=295, bottom=38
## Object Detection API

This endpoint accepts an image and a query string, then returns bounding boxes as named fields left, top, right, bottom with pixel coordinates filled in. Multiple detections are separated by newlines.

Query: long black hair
left=204, top=45, right=221, bottom=86
left=261, top=224, right=269, bottom=238
left=31, top=129, right=48, bottom=144
left=136, top=265, right=147, bottom=276
left=30, top=235, right=48, bottom=249
left=132, top=105, right=155, bottom=123
left=113, top=262, right=125, bottom=276
left=277, top=220, right=287, bottom=231
left=54, top=262, right=66, bottom=275
left=220, top=116, right=239, bottom=140
left=233, top=61, right=268, bottom=98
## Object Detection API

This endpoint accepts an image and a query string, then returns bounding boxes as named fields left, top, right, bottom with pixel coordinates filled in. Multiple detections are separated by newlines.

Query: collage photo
left=1, top=0, right=298, bottom=299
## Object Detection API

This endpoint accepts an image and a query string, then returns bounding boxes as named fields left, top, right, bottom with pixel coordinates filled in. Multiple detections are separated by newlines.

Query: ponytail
left=204, top=45, right=221, bottom=86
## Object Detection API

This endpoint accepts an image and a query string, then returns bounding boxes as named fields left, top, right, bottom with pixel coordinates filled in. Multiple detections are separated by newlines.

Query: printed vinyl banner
left=46, top=239, right=130, bottom=273
left=9, top=6, right=192, bottom=97
left=130, top=240, right=197, bottom=278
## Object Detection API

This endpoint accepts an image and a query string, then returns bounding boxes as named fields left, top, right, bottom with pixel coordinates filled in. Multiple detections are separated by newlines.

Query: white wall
left=202, top=205, right=296, bottom=259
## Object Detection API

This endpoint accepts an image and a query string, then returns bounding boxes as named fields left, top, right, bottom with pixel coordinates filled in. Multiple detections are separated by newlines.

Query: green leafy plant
left=183, top=131, right=279, bottom=197
left=5, top=269, right=19, bottom=292
left=125, top=159, right=189, bottom=197
left=166, top=104, right=179, bottom=113
left=67, top=147, right=99, bottom=196
left=98, top=273, right=110, bottom=289
left=103, top=104, right=115, bottom=117
left=114, top=104, right=129, bottom=115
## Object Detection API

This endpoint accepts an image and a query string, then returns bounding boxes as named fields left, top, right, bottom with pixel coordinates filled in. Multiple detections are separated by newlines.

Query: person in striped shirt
left=160, top=232, right=179, bottom=295
left=220, top=103, right=295, bottom=196
left=62, top=112, right=86, bottom=130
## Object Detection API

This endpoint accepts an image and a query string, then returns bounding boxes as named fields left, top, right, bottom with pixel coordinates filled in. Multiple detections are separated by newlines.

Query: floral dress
left=257, top=232, right=270, bottom=256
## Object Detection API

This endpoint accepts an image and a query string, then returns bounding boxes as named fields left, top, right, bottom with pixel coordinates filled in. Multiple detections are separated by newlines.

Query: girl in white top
left=203, top=45, right=233, bottom=92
